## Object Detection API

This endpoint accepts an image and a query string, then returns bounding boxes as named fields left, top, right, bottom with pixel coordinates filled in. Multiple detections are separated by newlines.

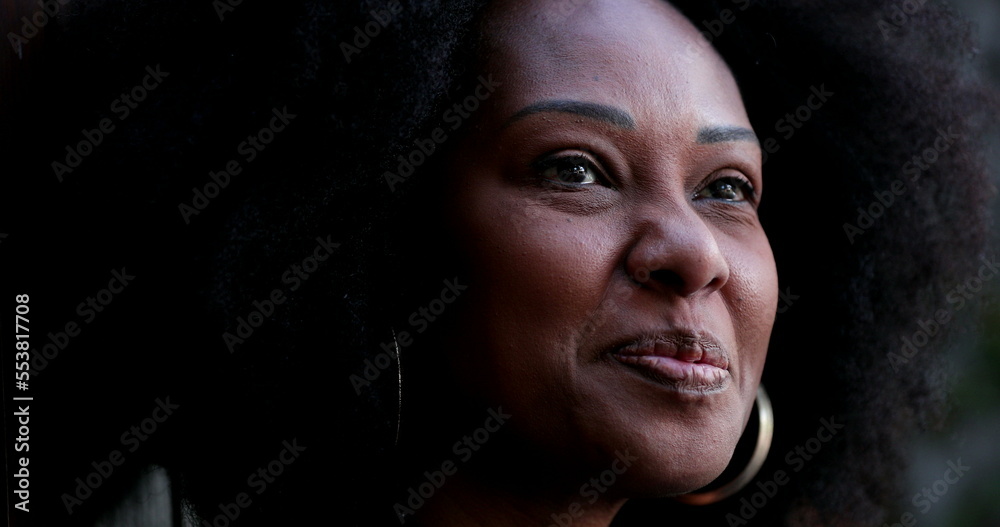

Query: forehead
left=479, top=0, right=751, bottom=136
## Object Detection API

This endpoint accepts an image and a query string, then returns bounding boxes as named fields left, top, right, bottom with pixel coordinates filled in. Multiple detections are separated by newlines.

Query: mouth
left=607, top=331, right=731, bottom=393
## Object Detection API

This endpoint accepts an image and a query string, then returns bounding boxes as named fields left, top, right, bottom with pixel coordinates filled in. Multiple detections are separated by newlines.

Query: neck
left=408, top=471, right=625, bottom=527
left=399, top=458, right=627, bottom=527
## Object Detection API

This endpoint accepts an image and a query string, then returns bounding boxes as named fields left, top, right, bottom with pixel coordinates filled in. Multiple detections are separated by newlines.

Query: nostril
left=632, top=266, right=684, bottom=289
left=625, top=215, right=731, bottom=297
left=631, top=263, right=726, bottom=298
left=648, top=269, right=685, bottom=290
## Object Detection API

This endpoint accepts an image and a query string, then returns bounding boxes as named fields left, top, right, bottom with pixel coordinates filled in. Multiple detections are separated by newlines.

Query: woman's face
left=440, top=0, right=778, bottom=495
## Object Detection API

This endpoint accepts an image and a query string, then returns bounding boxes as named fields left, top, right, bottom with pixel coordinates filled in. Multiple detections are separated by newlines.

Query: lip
left=607, top=331, right=731, bottom=392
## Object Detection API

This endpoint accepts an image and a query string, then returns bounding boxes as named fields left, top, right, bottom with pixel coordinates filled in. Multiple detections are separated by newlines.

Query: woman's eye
left=695, top=176, right=754, bottom=202
left=535, top=155, right=602, bottom=186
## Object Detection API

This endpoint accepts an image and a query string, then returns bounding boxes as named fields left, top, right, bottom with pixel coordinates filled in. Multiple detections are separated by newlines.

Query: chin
left=572, top=400, right=750, bottom=499
left=616, top=434, right=741, bottom=498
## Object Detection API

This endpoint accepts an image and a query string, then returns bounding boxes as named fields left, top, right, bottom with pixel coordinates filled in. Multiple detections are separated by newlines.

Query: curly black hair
left=6, top=0, right=995, bottom=526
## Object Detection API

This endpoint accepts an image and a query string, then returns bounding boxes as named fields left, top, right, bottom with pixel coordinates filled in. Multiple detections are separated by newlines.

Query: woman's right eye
left=533, top=154, right=605, bottom=187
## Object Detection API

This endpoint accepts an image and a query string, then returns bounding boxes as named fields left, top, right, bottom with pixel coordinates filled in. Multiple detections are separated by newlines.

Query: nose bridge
left=626, top=198, right=730, bottom=297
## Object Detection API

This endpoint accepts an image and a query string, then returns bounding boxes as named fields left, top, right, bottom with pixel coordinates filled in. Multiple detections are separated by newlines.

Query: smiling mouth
left=608, top=332, right=731, bottom=393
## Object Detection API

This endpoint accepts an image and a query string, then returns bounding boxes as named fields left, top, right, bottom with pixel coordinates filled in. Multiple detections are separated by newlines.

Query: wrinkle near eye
left=696, top=202, right=761, bottom=231
left=528, top=187, right=617, bottom=216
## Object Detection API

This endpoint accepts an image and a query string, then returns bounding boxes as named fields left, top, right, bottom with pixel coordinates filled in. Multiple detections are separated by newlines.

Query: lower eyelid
left=539, top=179, right=592, bottom=191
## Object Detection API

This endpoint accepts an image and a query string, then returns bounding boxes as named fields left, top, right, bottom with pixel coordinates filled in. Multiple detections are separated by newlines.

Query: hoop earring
left=674, top=385, right=774, bottom=505
left=392, top=327, right=403, bottom=447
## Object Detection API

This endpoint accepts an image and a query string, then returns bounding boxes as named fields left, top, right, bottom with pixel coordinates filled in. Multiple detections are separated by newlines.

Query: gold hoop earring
left=392, top=327, right=403, bottom=447
left=674, top=385, right=774, bottom=505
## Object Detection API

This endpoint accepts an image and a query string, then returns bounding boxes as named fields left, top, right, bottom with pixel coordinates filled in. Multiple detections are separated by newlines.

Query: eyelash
left=692, top=173, right=757, bottom=204
left=531, top=152, right=611, bottom=189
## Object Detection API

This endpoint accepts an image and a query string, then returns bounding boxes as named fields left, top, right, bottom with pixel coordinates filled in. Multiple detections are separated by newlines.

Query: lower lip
left=611, top=354, right=730, bottom=392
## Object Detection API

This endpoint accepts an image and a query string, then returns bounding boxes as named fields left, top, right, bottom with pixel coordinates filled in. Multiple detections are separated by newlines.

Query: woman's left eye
left=695, top=176, right=754, bottom=202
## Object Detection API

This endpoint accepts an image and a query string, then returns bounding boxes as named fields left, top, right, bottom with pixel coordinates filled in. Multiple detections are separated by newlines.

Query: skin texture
left=414, top=0, right=779, bottom=524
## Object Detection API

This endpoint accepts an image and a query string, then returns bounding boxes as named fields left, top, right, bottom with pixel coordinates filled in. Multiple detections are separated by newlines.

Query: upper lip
left=606, top=330, right=730, bottom=370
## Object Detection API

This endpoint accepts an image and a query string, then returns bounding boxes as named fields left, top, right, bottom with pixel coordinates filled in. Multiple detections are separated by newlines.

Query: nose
left=625, top=205, right=730, bottom=298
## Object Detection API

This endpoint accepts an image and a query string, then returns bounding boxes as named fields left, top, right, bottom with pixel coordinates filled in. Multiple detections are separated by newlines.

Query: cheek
left=722, top=230, right=778, bottom=383
left=453, top=177, right=619, bottom=313
left=445, top=183, right=621, bottom=407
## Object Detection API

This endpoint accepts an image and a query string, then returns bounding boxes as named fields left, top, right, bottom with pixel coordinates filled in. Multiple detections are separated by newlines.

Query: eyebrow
left=505, top=100, right=637, bottom=130
left=697, top=125, right=760, bottom=145
left=504, top=102, right=759, bottom=148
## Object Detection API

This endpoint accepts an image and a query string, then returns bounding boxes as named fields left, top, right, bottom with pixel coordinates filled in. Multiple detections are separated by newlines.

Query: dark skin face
left=417, top=0, right=778, bottom=524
